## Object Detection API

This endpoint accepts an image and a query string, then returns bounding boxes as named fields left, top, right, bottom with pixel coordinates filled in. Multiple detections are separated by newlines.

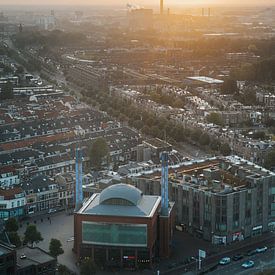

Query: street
left=210, top=248, right=275, bottom=275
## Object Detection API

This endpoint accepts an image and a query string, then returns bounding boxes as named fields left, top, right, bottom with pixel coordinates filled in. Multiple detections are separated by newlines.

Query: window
left=103, top=198, right=134, bottom=206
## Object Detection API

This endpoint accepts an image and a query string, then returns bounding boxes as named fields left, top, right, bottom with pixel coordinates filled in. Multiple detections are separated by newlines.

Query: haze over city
left=0, top=0, right=274, bottom=6
left=0, top=0, right=274, bottom=275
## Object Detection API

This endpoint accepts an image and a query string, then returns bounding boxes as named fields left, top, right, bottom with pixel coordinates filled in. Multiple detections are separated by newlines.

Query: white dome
left=99, top=184, right=143, bottom=206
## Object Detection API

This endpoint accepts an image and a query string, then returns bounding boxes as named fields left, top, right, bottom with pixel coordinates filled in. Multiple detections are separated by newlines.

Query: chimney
left=160, top=0, right=164, bottom=15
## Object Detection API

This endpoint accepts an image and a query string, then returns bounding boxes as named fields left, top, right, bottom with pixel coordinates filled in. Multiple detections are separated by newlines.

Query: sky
left=0, top=0, right=274, bottom=6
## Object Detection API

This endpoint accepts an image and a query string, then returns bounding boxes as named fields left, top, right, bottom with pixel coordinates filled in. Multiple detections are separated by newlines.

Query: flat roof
left=16, top=246, right=55, bottom=269
left=79, top=193, right=161, bottom=218
left=187, top=76, right=224, bottom=84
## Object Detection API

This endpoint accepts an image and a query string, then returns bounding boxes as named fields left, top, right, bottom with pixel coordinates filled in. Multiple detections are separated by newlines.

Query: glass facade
left=82, top=222, right=147, bottom=247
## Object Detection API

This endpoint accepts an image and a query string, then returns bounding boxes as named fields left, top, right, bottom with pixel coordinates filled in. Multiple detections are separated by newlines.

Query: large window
left=82, top=222, right=147, bottom=247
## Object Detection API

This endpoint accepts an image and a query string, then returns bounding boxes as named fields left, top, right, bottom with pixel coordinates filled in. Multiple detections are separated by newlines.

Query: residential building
left=21, top=175, right=59, bottom=215
left=0, top=187, right=26, bottom=220
left=131, top=156, right=275, bottom=244
left=0, top=166, right=20, bottom=187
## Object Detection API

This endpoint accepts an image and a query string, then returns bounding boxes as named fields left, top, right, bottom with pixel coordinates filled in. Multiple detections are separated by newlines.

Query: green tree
left=8, top=232, right=21, bottom=247
left=49, top=238, right=64, bottom=258
left=89, top=137, right=109, bottom=170
left=80, top=258, right=97, bottom=275
left=57, top=264, right=74, bottom=275
left=264, top=150, right=275, bottom=170
left=23, top=224, right=43, bottom=247
left=5, top=218, right=19, bottom=232
left=199, top=133, right=210, bottom=146
left=220, top=143, right=231, bottom=156
left=0, top=81, right=13, bottom=100
left=206, top=112, right=223, bottom=126
left=221, top=78, right=238, bottom=94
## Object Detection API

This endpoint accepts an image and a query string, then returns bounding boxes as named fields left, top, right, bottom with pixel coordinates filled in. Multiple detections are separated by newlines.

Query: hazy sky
left=0, top=0, right=273, bottom=6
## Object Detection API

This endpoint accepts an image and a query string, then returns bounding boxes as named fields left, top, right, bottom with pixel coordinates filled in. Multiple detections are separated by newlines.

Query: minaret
left=161, top=152, right=169, bottom=216
left=75, top=147, right=83, bottom=211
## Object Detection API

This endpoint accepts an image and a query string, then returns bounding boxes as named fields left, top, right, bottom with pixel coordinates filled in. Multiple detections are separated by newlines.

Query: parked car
left=48, top=209, right=57, bottom=214
left=233, top=254, right=243, bottom=261
left=241, top=260, right=254, bottom=268
left=246, top=249, right=257, bottom=256
left=256, top=246, right=268, bottom=253
left=184, top=256, right=196, bottom=264
left=219, top=257, right=231, bottom=265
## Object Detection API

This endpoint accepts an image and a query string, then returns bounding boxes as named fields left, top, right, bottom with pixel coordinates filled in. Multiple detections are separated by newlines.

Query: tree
left=57, top=264, right=74, bottom=275
left=5, top=218, right=19, bottom=232
left=49, top=238, right=64, bottom=258
left=221, top=78, right=238, bottom=94
left=80, top=258, right=97, bottom=275
left=220, top=143, right=231, bottom=156
left=0, top=81, right=13, bottom=100
left=199, top=133, right=210, bottom=146
left=206, top=112, right=223, bottom=126
left=24, top=224, right=43, bottom=247
left=264, top=150, right=275, bottom=170
left=89, top=137, right=109, bottom=170
left=8, top=232, right=21, bottom=247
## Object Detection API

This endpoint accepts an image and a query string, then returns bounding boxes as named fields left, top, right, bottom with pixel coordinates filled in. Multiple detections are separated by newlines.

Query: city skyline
left=0, top=0, right=274, bottom=6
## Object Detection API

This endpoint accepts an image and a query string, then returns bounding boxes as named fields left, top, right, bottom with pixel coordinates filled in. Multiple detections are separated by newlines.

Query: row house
left=21, top=175, right=59, bottom=215
left=0, top=166, right=20, bottom=187
left=0, top=187, right=26, bottom=220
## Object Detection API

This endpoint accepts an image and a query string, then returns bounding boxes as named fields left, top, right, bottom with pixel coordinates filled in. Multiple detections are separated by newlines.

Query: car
left=20, top=254, right=26, bottom=259
left=48, top=209, right=57, bottom=214
left=233, top=254, right=244, bottom=261
left=246, top=249, right=257, bottom=256
left=219, top=257, right=231, bottom=265
left=241, top=260, right=254, bottom=268
left=256, top=246, right=268, bottom=253
left=168, top=263, right=177, bottom=269
left=184, top=256, right=196, bottom=264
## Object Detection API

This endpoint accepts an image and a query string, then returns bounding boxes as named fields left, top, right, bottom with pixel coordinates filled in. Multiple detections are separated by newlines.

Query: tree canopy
left=89, top=137, right=109, bottom=170
left=80, top=258, right=97, bottom=275
left=49, top=238, right=64, bottom=258
left=0, top=81, right=14, bottom=100
left=5, top=218, right=19, bottom=232
left=206, top=112, right=223, bottom=126
left=264, top=150, right=275, bottom=170
left=24, top=224, right=43, bottom=247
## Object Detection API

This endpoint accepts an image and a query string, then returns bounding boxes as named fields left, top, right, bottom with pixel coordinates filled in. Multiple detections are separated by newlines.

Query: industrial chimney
left=160, top=0, right=164, bottom=15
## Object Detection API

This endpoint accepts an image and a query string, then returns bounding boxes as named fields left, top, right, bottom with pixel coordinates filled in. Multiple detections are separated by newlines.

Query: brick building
left=74, top=183, right=175, bottom=270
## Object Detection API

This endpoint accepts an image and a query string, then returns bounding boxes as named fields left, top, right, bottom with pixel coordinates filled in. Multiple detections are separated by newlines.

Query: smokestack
left=160, top=0, right=164, bottom=15
left=208, top=8, right=211, bottom=17
left=202, top=8, right=204, bottom=17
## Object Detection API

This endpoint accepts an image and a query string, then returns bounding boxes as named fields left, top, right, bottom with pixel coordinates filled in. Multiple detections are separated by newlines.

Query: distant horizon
left=0, top=0, right=274, bottom=7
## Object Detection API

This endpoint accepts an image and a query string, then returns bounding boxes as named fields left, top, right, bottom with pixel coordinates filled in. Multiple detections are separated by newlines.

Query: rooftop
left=16, top=246, right=55, bottom=270
left=79, top=183, right=161, bottom=218
left=187, top=76, right=224, bottom=84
